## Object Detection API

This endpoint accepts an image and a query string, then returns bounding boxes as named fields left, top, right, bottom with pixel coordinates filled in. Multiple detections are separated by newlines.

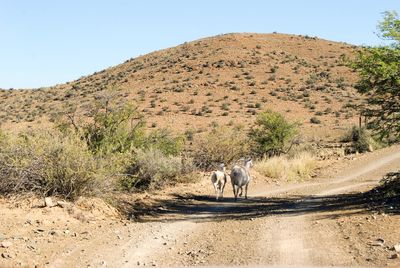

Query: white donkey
left=230, top=158, right=253, bottom=201
left=210, top=163, right=228, bottom=200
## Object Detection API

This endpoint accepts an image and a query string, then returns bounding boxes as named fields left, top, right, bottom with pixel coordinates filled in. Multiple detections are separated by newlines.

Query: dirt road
left=2, top=146, right=400, bottom=268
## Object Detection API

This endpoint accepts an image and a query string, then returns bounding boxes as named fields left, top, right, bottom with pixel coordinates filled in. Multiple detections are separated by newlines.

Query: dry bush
left=340, top=126, right=381, bottom=153
left=254, top=152, right=317, bottom=181
left=191, top=126, right=249, bottom=170
left=0, top=100, right=189, bottom=199
left=254, top=156, right=287, bottom=179
left=123, top=147, right=195, bottom=190
left=0, top=125, right=189, bottom=199
left=289, top=153, right=317, bottom=179
left=0, top=130, right=105, bottom=200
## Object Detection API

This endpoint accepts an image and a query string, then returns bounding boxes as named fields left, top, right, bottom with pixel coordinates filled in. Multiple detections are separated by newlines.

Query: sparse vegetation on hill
left=3, top=6, right=400, bottom=267
left=0, top=33, right=361, bottom=141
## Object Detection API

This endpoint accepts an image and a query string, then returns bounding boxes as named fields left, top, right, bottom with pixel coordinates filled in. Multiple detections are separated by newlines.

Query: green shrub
left=249, top=110, right=298, bottom=157
left=184, top=129, right=195, bottom=141
left=143, top=128, right=184, bottom=156
left=59, top=104, right=146, bottom=155
left=270, top=66, right=278, bottom=73
left=310, top=117, right=321, bottom=124
left=221, top=103, right=229, bottom=111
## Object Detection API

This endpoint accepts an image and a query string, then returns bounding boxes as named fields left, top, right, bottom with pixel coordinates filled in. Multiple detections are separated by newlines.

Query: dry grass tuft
left=254, top=152, right=317, bottom=181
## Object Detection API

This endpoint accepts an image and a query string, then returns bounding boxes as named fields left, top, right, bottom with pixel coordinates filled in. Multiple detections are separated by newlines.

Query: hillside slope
left=0, top=33, right=362, bottom=140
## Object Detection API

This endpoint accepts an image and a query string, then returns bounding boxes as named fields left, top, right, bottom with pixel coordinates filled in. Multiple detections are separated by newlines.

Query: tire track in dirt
left=162, top=145, right=400, bottom=267
left=256, top=146, right=400, bottom=267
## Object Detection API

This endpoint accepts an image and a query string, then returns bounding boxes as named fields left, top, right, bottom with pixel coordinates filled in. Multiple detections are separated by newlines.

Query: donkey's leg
left=221, top=182, right=226, bottom=200
left=244, top=182, right=249, bottom=199
left=232, top=184, right=238, bottom=201
left=213, top=183, right=219, bottom=200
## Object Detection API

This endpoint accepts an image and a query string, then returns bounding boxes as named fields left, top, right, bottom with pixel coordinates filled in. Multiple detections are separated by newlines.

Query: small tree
left=352, top=11, right=400, bottom=142
left=249, top=110, right=297, bottom=157
left=84, top=104, right=146, bottom=154
left=57, top=90, right=146, bottom=155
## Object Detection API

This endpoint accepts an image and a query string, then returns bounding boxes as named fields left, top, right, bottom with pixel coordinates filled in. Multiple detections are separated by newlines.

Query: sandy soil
left=1, top=145, right=400, bottom=268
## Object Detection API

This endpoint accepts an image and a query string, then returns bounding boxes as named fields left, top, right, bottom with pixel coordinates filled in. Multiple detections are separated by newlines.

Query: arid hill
left=0, top=33, right=362, bottom=140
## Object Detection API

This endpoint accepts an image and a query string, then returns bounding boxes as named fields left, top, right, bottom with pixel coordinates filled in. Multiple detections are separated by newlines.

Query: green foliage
left=143, top=129, right=184, bottom=156
left=352, top=128, right=372, bottom=153
left=377, top=11, right=400, bottom=42
left=60, top=97, right=183, bottom=157
left=352, top=11, right=400, bottom=142
left=61, top=102, right=184, bottom=188
left=249, top=110, right=298, bottom=157
left=82, top=104, right=146, bottom=155
left=379, top=172, right=400, bottom=199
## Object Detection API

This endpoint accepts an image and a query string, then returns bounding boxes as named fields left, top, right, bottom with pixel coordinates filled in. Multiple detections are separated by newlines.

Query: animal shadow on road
left=122, top=189, right=397, bottom=223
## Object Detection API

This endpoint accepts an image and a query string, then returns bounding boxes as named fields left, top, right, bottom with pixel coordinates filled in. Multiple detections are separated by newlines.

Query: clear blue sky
left=1, top=0, right=399, bottom=89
